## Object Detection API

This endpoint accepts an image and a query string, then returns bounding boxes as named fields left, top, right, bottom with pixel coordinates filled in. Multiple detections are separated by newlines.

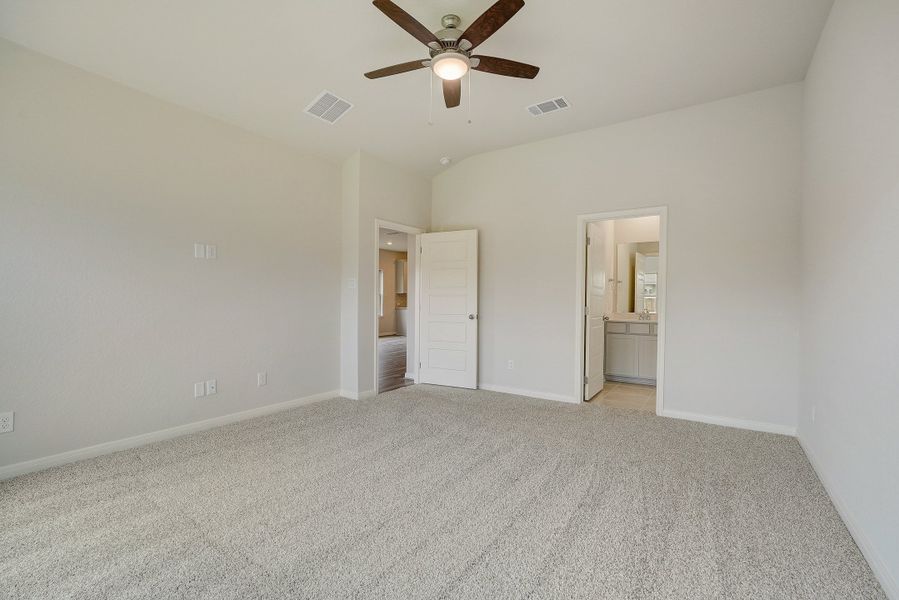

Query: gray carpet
left=0, top=385, right=886, bottom=599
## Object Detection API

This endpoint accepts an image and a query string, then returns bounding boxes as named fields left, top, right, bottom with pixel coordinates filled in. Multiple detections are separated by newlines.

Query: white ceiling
left=0, top=0, right=833, bottom=175
left=379, top=229, right=409, bottom=252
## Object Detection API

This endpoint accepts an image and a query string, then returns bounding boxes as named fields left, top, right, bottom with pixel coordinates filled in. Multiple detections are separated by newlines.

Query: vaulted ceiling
left=0, top=0, right=834, bottom=175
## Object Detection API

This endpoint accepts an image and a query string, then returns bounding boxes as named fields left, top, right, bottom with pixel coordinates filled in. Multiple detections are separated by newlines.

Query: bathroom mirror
left=614, top=242, right=659, bottom=314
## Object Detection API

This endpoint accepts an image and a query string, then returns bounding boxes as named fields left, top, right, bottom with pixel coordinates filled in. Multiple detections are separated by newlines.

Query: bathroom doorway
left=575, top=208, right=667, bottom=413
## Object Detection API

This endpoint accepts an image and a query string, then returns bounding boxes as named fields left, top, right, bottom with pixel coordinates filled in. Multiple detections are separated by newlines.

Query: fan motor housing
left=434, top=13, right=464, bottom=48
left=441, top=14, right=461, bottom=29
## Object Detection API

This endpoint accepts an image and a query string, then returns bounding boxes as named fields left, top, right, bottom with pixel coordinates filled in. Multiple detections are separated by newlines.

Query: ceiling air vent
left=305, top=91, right=353, bottom=124
left=527, top=97, right=571, bottom=117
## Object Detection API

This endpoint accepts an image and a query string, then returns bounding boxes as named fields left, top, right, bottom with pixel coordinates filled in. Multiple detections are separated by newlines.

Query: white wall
left=339, top=151, right=430, bottom=398
left=432, top=84, right=802, bottom=430
left=0, top=39, right=342, bottom=468
left=339, top=154, right=362, bottom=396
left=799, top=1, right=899, bottom=595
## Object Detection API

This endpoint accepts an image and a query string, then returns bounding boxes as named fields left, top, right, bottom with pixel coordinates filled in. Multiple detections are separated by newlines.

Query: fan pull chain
left=467, top=70, right=472, bottom=124
left=428, top=70, right=434, bottom=125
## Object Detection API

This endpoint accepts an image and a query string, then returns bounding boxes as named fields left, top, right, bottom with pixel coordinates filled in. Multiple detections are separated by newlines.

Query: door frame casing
left=574, top=207, right=668, bottom=412
left=374, top=219, right=425, bottom=393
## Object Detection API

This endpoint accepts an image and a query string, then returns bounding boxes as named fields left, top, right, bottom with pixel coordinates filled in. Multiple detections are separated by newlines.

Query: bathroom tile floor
left=589, top=381, right=657, bottom=412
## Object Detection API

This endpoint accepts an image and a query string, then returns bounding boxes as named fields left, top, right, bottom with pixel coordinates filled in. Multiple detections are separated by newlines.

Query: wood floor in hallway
left=378, top=335, right=413, bottom=394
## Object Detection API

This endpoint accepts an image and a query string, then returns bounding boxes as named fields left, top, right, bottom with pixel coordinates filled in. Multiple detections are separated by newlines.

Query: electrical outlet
left=0, top=411, right=14, bottom=434
left=507, top=360, right=514, bottom=370
left=257, top=372, right=267, bottom=387
left=194, top=382, right=206, bottom=398
left=205, top=244, right=217, bottom=259
left=194, top=243, right=205, bottom=259
left=205, top=379, right=217, bottom=395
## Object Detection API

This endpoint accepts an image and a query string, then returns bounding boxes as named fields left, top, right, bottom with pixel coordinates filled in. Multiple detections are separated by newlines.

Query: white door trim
left=374, top=219, right=425, bottom=393
left=574, top=207, right=668, bottom=413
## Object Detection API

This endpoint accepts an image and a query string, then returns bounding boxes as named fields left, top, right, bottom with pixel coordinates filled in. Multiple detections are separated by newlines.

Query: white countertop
left=606, top=316, right=657, bottom=324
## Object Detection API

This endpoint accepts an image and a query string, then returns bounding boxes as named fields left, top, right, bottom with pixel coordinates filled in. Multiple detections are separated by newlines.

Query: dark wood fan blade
left=459, top=0, right=525, bottom=49
left=472, top=55, right=539, bottom=79
left=365, top=60, right=427, bottom=79
left=372, top=0, right=440, bottom=47
left=443, top=79, right=461, bottom=108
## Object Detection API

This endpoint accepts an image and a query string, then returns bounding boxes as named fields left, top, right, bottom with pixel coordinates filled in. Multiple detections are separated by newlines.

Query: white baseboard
left=339, top=389, right=377, bottom=401
left=0, top=390, right=340, bottom=481
left=478, top=383, right=578, bottom=404
left=660, top=409, right=796, bottom=436
left=378, top=331, right=397, bottom=337
left=799, top=436, right=898, bottom=599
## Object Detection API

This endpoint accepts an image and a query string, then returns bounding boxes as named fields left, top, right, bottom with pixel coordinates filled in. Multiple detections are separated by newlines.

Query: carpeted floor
left=1, top=385, right=886, bottom=599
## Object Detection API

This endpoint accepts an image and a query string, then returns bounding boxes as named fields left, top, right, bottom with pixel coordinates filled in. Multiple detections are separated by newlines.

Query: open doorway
left=576, top=208, right=666, bottom=412
left=377, top=227, right=415, bottom=393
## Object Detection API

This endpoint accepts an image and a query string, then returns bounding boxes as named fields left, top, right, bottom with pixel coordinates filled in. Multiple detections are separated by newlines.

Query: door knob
left=468, top=314, right=476, bottom=320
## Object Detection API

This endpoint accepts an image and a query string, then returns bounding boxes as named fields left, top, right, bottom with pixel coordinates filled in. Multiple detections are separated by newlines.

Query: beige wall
left=613, top=216, right=660, bottom=244
left=378, top=249, right=406, bottom=335
left=0, top=39, right=342, bottom=467
left=432, top=83, right=802, bottom=430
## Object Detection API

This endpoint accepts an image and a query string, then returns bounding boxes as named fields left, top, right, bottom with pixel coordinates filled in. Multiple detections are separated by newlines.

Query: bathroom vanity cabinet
left=605, top=321, right=658, bottom=384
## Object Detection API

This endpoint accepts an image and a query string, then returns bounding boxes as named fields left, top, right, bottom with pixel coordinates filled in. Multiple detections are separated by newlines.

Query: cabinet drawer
left=606, top=322, right=627, bottom=334
left=628, top=323, right=651, bottom=335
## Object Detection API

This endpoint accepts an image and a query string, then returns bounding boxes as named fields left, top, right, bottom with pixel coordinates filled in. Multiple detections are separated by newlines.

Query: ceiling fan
left=364, top=0, right=539, bottom=109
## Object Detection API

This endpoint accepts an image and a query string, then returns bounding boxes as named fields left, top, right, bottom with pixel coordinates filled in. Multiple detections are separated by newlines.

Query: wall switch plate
left=205, top=244, right=217, bottom=259
left=205, top=379, right=217, bottom=395
left=507, top=360, right=514, bottom=370
left=257, top=372, right=267, bottom=387
left=0, top=411, right=14, bottom=434
left=194, top=243, right=205, bottom=259
left=194, top=382, right=206, bottom=398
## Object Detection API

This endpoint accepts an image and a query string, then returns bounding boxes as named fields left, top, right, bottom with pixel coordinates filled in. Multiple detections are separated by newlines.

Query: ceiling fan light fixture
left=366, top=0, right=539, bottom=109
left=432, top=52, right=470, bottom=81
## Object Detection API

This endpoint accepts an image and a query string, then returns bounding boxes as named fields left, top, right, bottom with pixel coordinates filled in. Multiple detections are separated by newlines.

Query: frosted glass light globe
left=432, top=53, right=470, bottom=80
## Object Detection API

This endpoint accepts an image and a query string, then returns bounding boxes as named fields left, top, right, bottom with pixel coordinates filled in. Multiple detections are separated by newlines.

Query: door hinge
left=584, top=375, right=589, bottom=384
left=584, top=305, right=589, bottom=316
left=586, top=236, right=591, bottom=246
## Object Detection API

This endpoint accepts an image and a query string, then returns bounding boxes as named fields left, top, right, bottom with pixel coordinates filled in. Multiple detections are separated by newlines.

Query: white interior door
left=585, top=221, right=612, bottom=400
left=418, top=230, right=478, bottom=389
